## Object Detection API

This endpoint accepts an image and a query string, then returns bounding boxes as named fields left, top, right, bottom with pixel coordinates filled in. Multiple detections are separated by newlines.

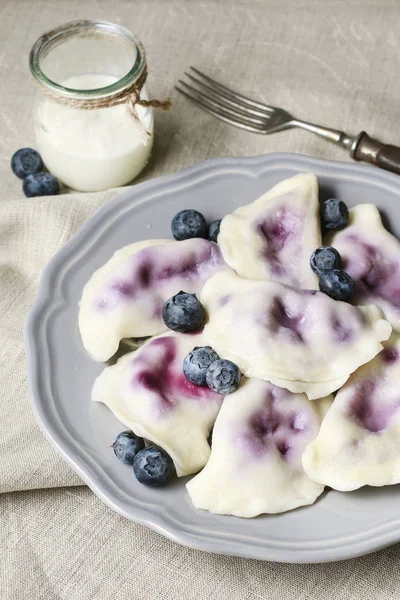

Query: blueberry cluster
left=112, top=430, right=175, bottom=487
left=183, top=346, right=220, bottom=386
left=11, top=148, right=59, bottom=198
left=311, top=198, right=354, bottom=302
left=183, top=346, right=241, bottom=395
left=171, top=209, right=221, bottom=243
left=162, top=291, right=242, bottom=394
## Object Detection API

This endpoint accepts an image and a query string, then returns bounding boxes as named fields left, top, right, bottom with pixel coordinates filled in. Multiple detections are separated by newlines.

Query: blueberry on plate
left=133, top=446, right=175, bottom=486
left=171, top=209, right=208, bottom=240
left=112, top=430, right=145, bottom=465
left=183, top=346, right=220, bottom=386
left=310, top=246, right=342, bottom=276
left=162, top=291, right=206, bottom=333
left=208, top=219, right=221, bottom=243
left=319, top=269, right=355, bottom=302
left=11, top=148, right=43, bottom=179
left=321, top=198, right=349, bottom=231
left=23, top=172, right=60, bottom=198
left=206, top=359, right=241, bottom=394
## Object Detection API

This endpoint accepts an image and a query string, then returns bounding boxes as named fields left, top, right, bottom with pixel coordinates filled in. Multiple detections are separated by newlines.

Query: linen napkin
left=0, top=189, right=117, bottom=493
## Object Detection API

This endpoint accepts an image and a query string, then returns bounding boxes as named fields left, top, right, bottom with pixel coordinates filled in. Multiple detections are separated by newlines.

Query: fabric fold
left=0, top=189, right=117, bottom=494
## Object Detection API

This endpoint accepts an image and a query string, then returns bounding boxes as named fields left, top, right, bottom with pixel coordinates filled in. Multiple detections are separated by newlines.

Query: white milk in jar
left=30, top=21, right=159, bottom=192
left=35, top=74, right=154, bottom=192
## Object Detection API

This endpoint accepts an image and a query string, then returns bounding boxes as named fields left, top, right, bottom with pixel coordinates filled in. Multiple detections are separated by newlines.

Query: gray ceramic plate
left=26, top=153, right=400, bottom=563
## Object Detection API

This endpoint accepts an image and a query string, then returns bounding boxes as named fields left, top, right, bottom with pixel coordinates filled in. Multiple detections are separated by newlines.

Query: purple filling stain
left=137, top=262, right=151, bottom=288
left=109, top=280, right=135, bottom=297
left=341, top=235, right=400, bottom=310
left=276, top=440, right=291, bottom=456
left=257, top=207, right=300, bottom=278
left=131, top=336, right=221, bottom=415
left=390, top=289, right=400, bottom=307
left=172, top=369, right=215, bottom=398
left=289, top=412, right=307, bottom=432
left=331, top=313, right=353, bottom=343
left=156, top=253, right=200, bottom=282
left=270, top=296, right=304, bottom=342
left=96, top=240, right=224, bottom=312
left=348, top=378, right=400, bottom=432
left=218, top=294, right=231, bottom=307
left=97, top=298, right=108, bottom=309
left=351, top=241, right=393, bottom=292
left=150, top=297, right=166, bottom=319
left=132, top=337, right=177, bottom=410
left=240, top=387, right=309, bottom=459
left=381, top=346, right=399, bottom=365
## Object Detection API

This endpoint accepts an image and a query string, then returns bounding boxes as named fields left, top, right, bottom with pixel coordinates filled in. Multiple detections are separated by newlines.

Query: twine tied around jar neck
left=34, top=65, right=171, bottom=145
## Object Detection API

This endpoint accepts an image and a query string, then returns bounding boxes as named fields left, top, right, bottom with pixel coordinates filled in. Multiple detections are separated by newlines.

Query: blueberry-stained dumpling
left=201, top=271, right=392, bottom=399
left=218, top=173, right=321, bottom=288
left=79, top=238, right=229, bottom=362
left=187, top=378, right=332, bottom=517
left=302, top=335, right=400, bottom=491
left=92, top=331, right=224, bottom=476
left=328, top=204, right=400, bottom=332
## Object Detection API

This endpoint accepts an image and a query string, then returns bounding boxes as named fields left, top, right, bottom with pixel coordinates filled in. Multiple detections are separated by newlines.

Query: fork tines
left=176, top=67, right=272, bottom=133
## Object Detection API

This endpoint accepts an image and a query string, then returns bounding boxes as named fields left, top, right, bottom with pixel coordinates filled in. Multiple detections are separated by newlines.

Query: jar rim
left=29, top=20, right=147, bottom=100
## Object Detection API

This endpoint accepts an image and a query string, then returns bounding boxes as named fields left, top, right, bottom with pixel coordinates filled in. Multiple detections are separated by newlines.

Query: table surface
left=2, top=1, right=400, bottom=599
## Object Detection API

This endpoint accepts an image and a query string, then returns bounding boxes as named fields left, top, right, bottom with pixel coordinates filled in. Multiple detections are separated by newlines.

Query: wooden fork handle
left=351, top=131, right=400, bottom=175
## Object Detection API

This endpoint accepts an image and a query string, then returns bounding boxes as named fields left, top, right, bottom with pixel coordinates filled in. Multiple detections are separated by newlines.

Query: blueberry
left=112, top=430, right=145, bottom=465
left=183, top=346, right=220, bottom=386
left=23, top=172, right=60, bottom=198
left=310, top=246, right=342, bottom=276
left=206, top=359, right=241, bottom=394
left=162, top=291, right=206, bottom=332
left=321, top=198, right=349, bottom=231
left=11, top=148, right=43, bottom=179
left=171, top=209, right=208, bottom=240
left=319, top=269, right=355, bottom=302
left=208, top=219, right=221, bottom=243
left=133, top=446, right=175, bottom=486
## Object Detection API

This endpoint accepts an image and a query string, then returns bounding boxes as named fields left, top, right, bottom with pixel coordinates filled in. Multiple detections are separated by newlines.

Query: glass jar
left=29, top=20, right=154, bottom=192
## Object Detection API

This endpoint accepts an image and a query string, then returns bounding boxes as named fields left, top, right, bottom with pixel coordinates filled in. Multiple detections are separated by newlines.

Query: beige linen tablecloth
left=1, top=0, right=400, bottom=598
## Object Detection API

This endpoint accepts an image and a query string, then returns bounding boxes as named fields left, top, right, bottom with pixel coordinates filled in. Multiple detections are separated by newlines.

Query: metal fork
left=176, top=67, right=400, bottom=176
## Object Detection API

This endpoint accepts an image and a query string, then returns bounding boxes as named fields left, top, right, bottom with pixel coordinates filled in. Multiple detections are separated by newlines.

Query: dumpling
left=302, top=335, right=400, bottom=491
left=92, top=331, right=224, bottom=476
left=201, top=271, right=392, bottom=399
left=327, top=204, right=400, bottom=332
left=187, top=378, right=332, bottom=517
left=218, top=173, right=321, bottom=288
left=79, top=238, right=229, bottom=361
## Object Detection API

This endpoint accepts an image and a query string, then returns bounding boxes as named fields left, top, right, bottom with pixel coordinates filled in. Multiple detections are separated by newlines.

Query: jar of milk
left=29, top=21, right=162, bottom=192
